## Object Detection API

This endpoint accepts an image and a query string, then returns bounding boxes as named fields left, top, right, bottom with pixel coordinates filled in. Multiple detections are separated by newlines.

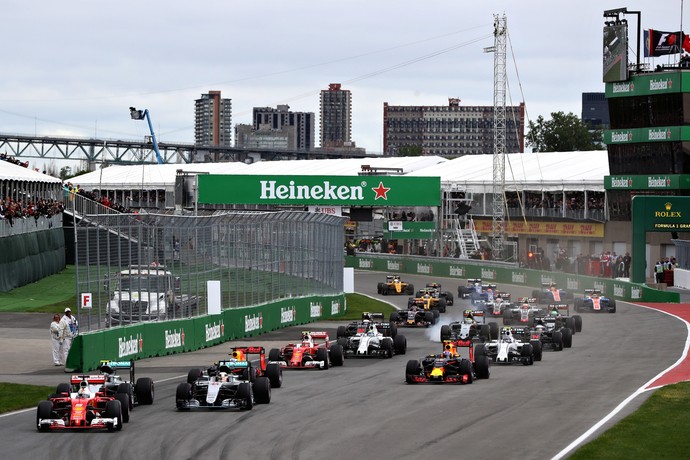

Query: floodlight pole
left=129, top=107, right=163, bottom=164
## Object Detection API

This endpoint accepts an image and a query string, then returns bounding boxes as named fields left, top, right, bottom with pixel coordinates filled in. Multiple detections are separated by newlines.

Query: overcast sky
left=1, top=0, right=687, bottom=163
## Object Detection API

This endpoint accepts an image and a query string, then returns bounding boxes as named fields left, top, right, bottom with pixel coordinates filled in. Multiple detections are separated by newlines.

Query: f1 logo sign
left=81, top=293, right=93, bottom=309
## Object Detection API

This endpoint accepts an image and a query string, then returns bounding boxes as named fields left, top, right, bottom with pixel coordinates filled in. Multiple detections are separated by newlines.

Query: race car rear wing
left=362, top=312, right=385, bottom=321
left=71, top=374, right=107, bottom=385
left=584, top=288, right=602, bottom=295
left=98, top=359, right=135, bottom=383
left=548, top=304, right=570, bottom=312
left=231, top=346, right=265, bottom=355
left=517, top=297, right=538, bottom=304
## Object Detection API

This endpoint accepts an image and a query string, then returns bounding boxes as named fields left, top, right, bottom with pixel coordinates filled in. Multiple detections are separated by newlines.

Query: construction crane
left=484, top=14, right=507, bottom=260
left=129, top=106, right=163, bottom=165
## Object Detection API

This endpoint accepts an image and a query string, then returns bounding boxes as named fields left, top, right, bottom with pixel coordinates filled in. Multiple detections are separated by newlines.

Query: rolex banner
left=198, top=175, right=441, bottom=206
left=644, top=29, right=690, bottom=57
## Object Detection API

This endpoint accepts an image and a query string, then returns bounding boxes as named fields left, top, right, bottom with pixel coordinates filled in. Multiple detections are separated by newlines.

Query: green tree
left=396, top=145, right=423, bottom=157
left=526, top=112, right=602, bottom=152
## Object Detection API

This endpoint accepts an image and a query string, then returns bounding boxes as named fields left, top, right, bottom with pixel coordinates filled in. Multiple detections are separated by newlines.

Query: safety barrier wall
left=0, top=227, right=66, bottom=291
left=66, top=294, right=346, bottom=371
left=345, top=255, right=680, bottom=303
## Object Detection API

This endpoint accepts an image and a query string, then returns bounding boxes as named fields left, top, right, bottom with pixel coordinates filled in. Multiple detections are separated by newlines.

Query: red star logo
left=181, top=329, right=185, bottom=345
left=372, top=181, right=391, bottom=200
left=221, top=323, right=225, bottom=335
left=139, top=336, right=143, bottom=352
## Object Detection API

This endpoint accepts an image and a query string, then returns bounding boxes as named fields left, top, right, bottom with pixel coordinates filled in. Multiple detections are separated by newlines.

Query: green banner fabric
left=605, top=175, right=690, bottom=190
left=383, top=221, right=436, bottom=239
left=604, top=126, right=690, bottom=144
left=345, top=255, right=679, bottom=304
left=0, top=228, right=66, bottom=292
left=66, top=294, right=346, bottom=371
left=197, top=175, right=441, bottom=206
left=605, top=71, right=690, bottom=97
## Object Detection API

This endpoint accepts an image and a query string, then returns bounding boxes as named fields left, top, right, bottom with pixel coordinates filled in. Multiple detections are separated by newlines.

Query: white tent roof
left=70, top=162, right=252, bottom=191
left=0, top=160, right=62, bottom=184
left=406, top=151, right=609, bottom=193
left=241, top=155, right=448, bottom=176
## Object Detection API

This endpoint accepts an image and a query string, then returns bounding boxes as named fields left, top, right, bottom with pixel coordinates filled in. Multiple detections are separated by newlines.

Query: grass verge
left=0, top=266, right=77, bottom=313
left=0, top=382, right=55, bottom=414
left=342, top=293, right=397, bottom=320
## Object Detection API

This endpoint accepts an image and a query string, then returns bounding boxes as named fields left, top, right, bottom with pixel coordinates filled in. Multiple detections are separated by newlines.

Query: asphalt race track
left=0, top=271, right=686, bottom=460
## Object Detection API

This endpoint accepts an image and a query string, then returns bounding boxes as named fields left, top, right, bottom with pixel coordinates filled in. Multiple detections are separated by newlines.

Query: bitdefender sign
left=198, top=175, right=440, bottom=206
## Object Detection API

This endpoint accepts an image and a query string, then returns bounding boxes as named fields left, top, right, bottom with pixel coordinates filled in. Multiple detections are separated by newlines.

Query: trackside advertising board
left=197, top=175, right=441, bottom=206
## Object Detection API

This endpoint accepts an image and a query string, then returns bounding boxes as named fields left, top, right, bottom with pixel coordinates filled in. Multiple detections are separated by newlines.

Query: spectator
left=50, top=314, right=63, bottom=366
left=59, top=308, right=78, bottom=366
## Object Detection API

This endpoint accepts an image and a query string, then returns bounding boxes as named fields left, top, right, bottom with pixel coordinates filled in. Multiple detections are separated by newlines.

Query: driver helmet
left=367, top=325, right=375, bottom=336
left=463, top=316, right=474, bottom=324
left=502, top=328, right=512, bottom=341
left=218, top=372, right=228, bottom=382
left=443, top=350, right=451, bottom=359
left=463, top=309, right=474, bottom=319
left=78, top=384, right=90, bottom=398
left=550, top=309, right=559, bottom=317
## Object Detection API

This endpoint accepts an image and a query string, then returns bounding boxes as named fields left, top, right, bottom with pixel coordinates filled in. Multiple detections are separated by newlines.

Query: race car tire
left=253, top=377, right=271, bottom=404
left=552, top=330, right=564, bottom=351
left=405, top=360, right=421, bottom=384
left=389, top=322, right=398, bottom=338
left=432, top=309, right=440, bottom=321
left=561, top=327, right=573, bottom=348
left=445, top=292, right=454, bottom=306
left=437, top=298, right=447, bottom=313
left=530, top=340, right=543, bottom=361
left=329, top=344, right=344, bottom=366
left=242, top=367, right=257, bottom=383
left=187, top=368, right=203, bottom=385
left=479, top=324, right=490, bottom=341
left=336, top=325, right=348, bottom=339
left=377, top=283, right=384, bottom=294
left=390, top=312, right=400, bottom=323
left=474, top=355, right=491, bottom=379
left=56, top=383, right=71, bottom=395
left=268, top=348, right=282, bottom=362
left=574, top=298, right=583, bottom=312
left=425, top=311, right=435, bottom=325
left=105, top=399, right=123, bottom=431
left=489, top=322, right=499, bottom=340
left=316, top=348, right=330, bottom=369
left=238, top=382, right=253, bottom=410
left=459, top=359, right=473, bottom=383
left=116, top=382, right=133, bottom=410
left=134, top=377, right=154, bottom=405
left=520, top=343, right=534, bottom=365
left=609, top=299, right=617, bottom=313
left=502, top=309, right=512, bottom=325
left=175, top=382, right=191, bottom=409
left=266, top=362, right=283, bottom=387
left=394, top=334, right=407, bottom=355
left=565, top=317, right=576, bottom=334
left=474, top=343, right=487, bottom=358
left=381, top=338, right=394, bottom=358
left=382, top=286, right=389, bottom=295
left=337, top=337, right=349, bottom=352
left=406, top=284, right=415, bottom=295
left=573, top=314, right=583, bottom=332
left=440, top=325, right=451, bottom=341
left=115, top=392, right=130, bottom=423
left=37, top=400, right=53, bottom=432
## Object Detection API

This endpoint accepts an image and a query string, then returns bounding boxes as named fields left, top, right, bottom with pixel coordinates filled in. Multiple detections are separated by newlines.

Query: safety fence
left=345, top=254, right=680, bottom=303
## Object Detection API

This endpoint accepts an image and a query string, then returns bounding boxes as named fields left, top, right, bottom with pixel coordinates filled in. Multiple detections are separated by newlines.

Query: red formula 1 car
left=228, top=346, right=283, bottom=388
left=268, top=331, right=344, bottom=370
left=36, top=374, right=126, bottom=432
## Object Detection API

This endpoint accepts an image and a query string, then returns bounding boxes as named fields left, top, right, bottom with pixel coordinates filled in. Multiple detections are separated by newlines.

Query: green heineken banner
left=604, top=175, right=690, bottom=190
left=605, top=71, right=690, bottom=98
left=604, top=126, right=690, bottom=144
left=198, top=175, right=441, bottom=206
left=383, top=221, right=436, bottom=239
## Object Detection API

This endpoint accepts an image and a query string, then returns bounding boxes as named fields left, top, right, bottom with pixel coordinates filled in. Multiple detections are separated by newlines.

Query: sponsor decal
left=613, top=284, right=625, bottom=297
left=387, top=261, right=401, bottom=271
left=648, top=129, right=671, bottom=141
left=205, top=321, right=223, bottom=342
left=648, top=176, right=671, bottom=188
left=280, top=306, right=297, bottom=324
left=310, top=302, right=323, bottom=318
left=358, top=259, right=373, bottom=269
left=481, top=268, right=496, bottom=280
left=245, top=313, right=263, bottom=332
left=118, top=334, right=142, bottom=358
left=260, top=180, right=365, bottom=201
left=449, top=266, right=465, bottom=277
left=655, top=202, right=681, bottom=217
left=610, top=177, right=632, bottom=188
left=417, top=263, right=432, bottom=274
left=649, top=78, right=672, bottom=91
left=331, top=300, right=340, bottom=315
left=540, top=275, right=554, bottom=284
left=612, top=82, right=633, bottom=94
left=511, top=272, right=525, bottom=284
left=566, top=278, right=580, bottom=291
left=631, top=286, right=642, bottom=299
left=594, top=281, right=605, bottom=293
left=165, top=329, right=184, bottom=349
left=610, top=131, right=632, bottom=142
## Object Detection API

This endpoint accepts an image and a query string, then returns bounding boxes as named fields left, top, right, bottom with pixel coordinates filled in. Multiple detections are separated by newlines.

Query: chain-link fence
left=71, top=196, right=346, bottom=331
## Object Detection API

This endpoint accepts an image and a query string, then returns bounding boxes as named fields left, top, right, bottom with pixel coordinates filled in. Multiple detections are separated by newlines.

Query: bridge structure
left=0, top=133, right=370, bottom=168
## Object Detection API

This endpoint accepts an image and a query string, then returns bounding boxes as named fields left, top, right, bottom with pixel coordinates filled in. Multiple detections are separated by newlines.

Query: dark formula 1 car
left=377, top=274, right=415, bottom=295
left=337, top=320, right=407, bottom=358
left=405, top=340, right=490, bottom=384
left=337, top=312, right=397, bottom=339
left=475, top=327, right=536, bottom=365
left=36, top=374, right=126, bottom=432
left=458, top=278, right=483, bottom=298
left=502, top=298, right=547, bottom=326
left=574, top=289, right=616, bottom=313
left=176, top=359, right=271, bottom=411
left=97, top=359, right=155, bottom=410
left=543, top=304, right=583, bottom=333
left=440, top=309, right=499, bottom=342
left=229, top=346, right=283, bottom=386
left=390, top=305, right=436, bottom=328
left=268, top=332, right=344, bottom=370
left=528, top=315, right=573, bottom=351
left=425, top=282, right=454, bottom=306
left=485, top=291, right=512, bottom=317
left=532, top=282, right=573, bottom=305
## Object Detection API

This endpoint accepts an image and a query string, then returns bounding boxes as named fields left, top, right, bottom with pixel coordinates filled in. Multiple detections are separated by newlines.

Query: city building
left=235, top=105, right=315, bottom=151
left=320, top=83, right=353, bottom=149
left=581, top=92, right=610, bottom=130
left=194, top=91, right=232, bottom=147
left=383, top=98, right=525, bottom=157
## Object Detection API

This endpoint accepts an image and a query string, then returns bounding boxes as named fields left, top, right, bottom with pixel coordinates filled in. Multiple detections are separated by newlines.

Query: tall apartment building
left=383, top=98, right=525, bottom=157
left=235, top=105, right=314, bottom=151
left=581, top=92, right=610, bottom=130
left=194, top=91, right=232, bottom=147
left=320, top=83, right=352, bottom=148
